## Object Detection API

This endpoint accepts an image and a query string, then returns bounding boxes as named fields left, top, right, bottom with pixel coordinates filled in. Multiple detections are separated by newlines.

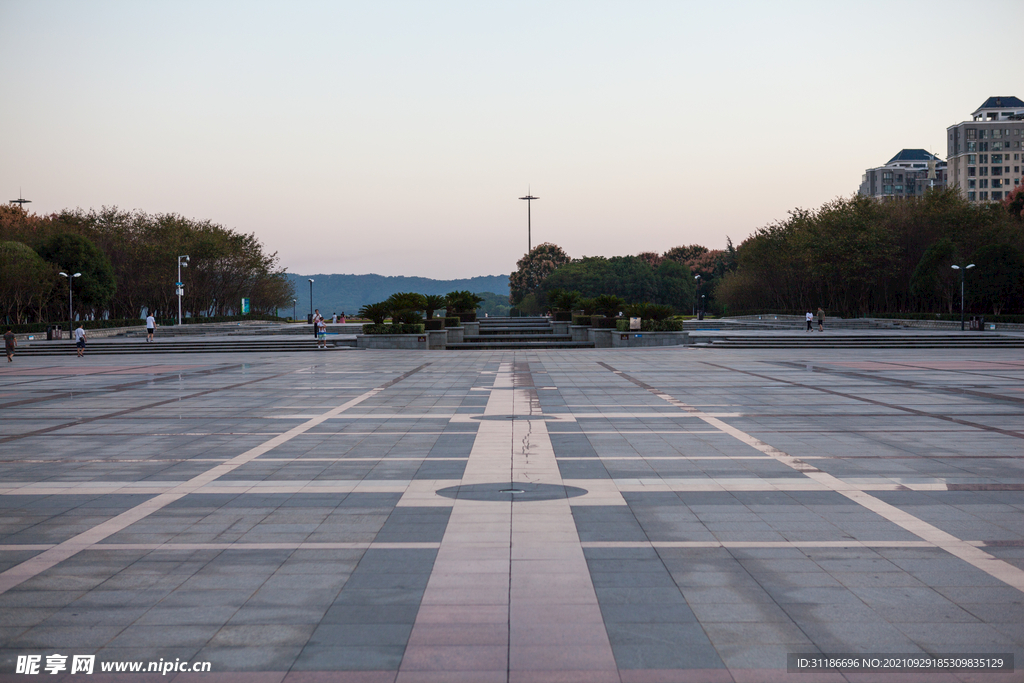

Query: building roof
left=886, top=149, right=940, bottom=163
left=973, top=96, right=1024, bottom=112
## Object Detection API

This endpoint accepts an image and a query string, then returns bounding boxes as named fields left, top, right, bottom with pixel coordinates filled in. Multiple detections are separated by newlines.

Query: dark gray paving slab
left=0, top=347, right=1022, bottom=681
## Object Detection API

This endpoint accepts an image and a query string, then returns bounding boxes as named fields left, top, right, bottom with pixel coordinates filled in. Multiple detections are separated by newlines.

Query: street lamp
left=292, top=298, right=297, bottom=322
left=308, top=279, right=314, bottom=317
left=58, top=272, right=81, bottom=332
left=518, top=189, right=538, bottom=253
left=694, top=274, right=701, bottom=317
left=951, top=263, right=975, bottom=331
left=177, top=255, right=189, bottom=325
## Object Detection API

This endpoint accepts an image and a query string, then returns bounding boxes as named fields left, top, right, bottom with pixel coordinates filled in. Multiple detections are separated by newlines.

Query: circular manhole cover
left=435, top=482, right=589, bottom=502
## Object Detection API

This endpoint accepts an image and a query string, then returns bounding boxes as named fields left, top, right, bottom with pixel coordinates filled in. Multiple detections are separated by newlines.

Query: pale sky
left=2, top=0, right=1020, bottom=279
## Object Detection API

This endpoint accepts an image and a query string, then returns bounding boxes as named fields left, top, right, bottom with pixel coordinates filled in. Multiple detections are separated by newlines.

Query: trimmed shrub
left=444, top=317, right=461, bottom=328
left=423, top=319, right=444, bottom=331
left=361, top=323, right=426, bottom=335
left=616, top=318, right=684, bottom=332
left=571, top=315, right=592, bottom=326
left=553, top=311, right=573, bottom=322
left=595, top=316, right=619, bottom=329
left=457, top=312, right=477, bottom=323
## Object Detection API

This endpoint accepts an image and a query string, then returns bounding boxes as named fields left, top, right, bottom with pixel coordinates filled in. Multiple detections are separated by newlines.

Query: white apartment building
left=946, top=96, right=1024, bottom=202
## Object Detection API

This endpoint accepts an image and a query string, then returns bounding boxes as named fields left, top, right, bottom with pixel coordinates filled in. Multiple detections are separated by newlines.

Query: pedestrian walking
left=312, top=309, right=321, bottom=339
left=340, top=311, right=346, bottom=324
left=146, top=313, right=157, bottom=342
left=805, top=311, right=813, bottom=331
left=332, top=312, right=337, bottom=324
left=817, top=307, right=825, bottom=332
left=4, top=327, right=16, bottom=363
left=74, top=323, right=87, bottom=357
left=316, top=316, right=328, bottom=348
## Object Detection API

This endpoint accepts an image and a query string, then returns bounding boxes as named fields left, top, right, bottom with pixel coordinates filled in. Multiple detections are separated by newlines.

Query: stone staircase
left=14, top=336, right=356, bottom=356
left=447, top=317, right=595, bottom=350
left=689, top=331, right=1024, bottom=349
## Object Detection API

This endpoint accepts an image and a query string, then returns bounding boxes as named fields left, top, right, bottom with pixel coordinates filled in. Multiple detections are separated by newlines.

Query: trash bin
left=974, top=316, right=985, bottom=331
left=307, top=313, right=313, bottom=324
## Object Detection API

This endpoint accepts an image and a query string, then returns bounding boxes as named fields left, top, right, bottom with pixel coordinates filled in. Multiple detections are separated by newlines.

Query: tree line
left=0, top=205, right=293, bottom=325
left=717, top=187, right=1024, bottom=316
left=508, top=185, right=1024, bottom=318
left=509, top=242, right=736, bottom=315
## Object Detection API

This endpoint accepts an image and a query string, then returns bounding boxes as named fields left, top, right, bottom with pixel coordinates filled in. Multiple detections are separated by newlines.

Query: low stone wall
left=589, top=329, right=613, bottom=348
left=463, top=321, right=480, bottom=336
left=356, top=334, right=428, bottom=350
left=552, top=321, right=570, bottom=336
left=610, top=331, right=690, bottom=348
left=571, top=326, right=590, bottom=342
left=446, top=326, right=464, bottom=344
left=427, top=329, right=447, bottom=350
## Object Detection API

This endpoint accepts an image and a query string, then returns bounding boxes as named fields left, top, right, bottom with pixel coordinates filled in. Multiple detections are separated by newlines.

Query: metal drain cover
left=435, top=482, right=589, bottom=502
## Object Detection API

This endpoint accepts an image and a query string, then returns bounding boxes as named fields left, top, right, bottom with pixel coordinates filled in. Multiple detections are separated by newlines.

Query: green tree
left=970, top=244, right=1024, bottom=315
left=0, top=241, right=57, bottom=324
left=509, top=243, right=570, bottom=305
left=423, top=294, right=446, bottom=319
left=909, top=238, right=959, bottom=313
left=35, top=232, right=116, bottom=317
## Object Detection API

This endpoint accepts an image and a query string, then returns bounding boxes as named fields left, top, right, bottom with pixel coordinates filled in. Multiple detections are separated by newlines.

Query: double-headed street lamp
left=951, top=263, right=975, bottom=331
left=177, top=255, right=189, bottom=325
left=58, top=272, right=81, bottom=331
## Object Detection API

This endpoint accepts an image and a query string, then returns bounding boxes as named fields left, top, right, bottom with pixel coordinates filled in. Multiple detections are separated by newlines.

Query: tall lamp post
left=518, top=189, right=538, bottom=253
left=292, top=298, right=297, bottom=322
left=58, top=272, right=81, bottom=332
left=693, top=275, right=701, bottom=317
left=951, top=263, right=975, bottom=331
left=177, top=255, right=189, bottom=325
left=308, top=279, right=314, bottom=318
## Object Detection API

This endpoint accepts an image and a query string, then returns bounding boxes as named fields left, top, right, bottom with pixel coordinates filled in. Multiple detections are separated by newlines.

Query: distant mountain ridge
left=285, top=273, right=510, bottom=317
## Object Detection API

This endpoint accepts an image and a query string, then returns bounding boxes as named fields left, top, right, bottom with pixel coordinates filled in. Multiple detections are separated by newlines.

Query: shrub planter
left=463, top=321, right=480, bottom=336
left=553, top=311, right=573, bottom=322
left=446, top=326, right=464, bottom=344
left=423, top=319, right=444, bottom=331
left=611, top=331, right=690, bottom=348
left=457, top=312, right=477, bottom=323
left=427, top=329, right=447, bottom=350
left=571, top=315, right=592, bottom=326
left=444, top=317, right=460, bottom=328
left=570, top=325, right=590, bottom=342
left=552, top=321, right=570, bottom=336
left=357, top=334, right=428, bottom=350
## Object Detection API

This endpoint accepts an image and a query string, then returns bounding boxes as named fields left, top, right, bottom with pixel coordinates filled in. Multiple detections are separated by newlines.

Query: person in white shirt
left=74, top=324, right=87, bottom=357
left=805, top=311, right=813, bottom=332
left=146, top=313, right=156, bottom=342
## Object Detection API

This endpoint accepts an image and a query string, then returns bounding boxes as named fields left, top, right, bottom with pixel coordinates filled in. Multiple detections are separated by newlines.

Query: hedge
left=553, top=311, right=573, bottom=322
left=456, top=312, right=477, bottom=323
left=444, top=317, right=461, bottom=328
left=361, top=323, right=426, bottom=335
left=423, top=319, right=444, bottom=331
left=615, top=318, right=684, bottom=332
left=571, top=315, right=592, bottom=326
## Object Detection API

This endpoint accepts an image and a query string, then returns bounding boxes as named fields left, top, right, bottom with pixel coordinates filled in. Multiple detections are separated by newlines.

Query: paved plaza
left=0, top=346, right=1022, bottom=682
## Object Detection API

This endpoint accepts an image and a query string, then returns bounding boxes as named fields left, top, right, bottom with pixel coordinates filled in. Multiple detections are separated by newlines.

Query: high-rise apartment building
left=859, top=149, right=946, bottom=199
left=946, top=96, right=1024, bottom=203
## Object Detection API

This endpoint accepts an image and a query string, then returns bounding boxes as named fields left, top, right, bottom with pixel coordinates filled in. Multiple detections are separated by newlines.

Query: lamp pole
left=293, top=298, right=297, bottom=322
left=518, top=189, right=538, bottom=253
left=308, top=279, right=314, bottom=317
left=177, top=255, right=189, bottom=325
left=693, top=275, right=701, bottom=317
left=58, top=272, right=81, bottom=332
left=951, top=263, right=975, bottom=331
